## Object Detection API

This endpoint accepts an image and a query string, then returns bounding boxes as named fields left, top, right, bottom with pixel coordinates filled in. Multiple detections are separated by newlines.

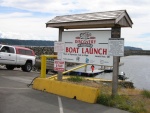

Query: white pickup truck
left=0, top=44, right=36, bottom=72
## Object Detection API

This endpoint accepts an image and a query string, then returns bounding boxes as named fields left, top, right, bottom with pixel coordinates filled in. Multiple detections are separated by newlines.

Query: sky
left=0, top=0, right=150, bottom=50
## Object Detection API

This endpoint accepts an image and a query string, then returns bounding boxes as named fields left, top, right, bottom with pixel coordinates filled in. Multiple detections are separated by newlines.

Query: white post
left=57, top=27, right=64, bottom=81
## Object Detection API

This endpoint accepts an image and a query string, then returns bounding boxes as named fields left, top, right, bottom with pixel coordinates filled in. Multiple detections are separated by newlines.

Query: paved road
left=0, top=67, right=129, bottom=113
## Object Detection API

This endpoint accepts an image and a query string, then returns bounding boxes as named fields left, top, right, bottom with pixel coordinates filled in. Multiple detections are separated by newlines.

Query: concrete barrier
left=33, top=78, right=100, bottom=103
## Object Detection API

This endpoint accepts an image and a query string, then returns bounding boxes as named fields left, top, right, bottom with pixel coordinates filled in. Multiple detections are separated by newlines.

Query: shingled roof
left=46, top=10, right=133, bottom=29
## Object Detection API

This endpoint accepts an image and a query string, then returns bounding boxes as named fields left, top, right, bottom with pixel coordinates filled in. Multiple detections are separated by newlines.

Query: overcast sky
left=0, top=0, right=150, bottom=50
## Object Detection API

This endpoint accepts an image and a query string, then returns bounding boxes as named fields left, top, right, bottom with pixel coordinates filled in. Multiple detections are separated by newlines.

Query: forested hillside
left=0, top=38, right=142, bottom=50
left=0, top=39, right=54, bottom=46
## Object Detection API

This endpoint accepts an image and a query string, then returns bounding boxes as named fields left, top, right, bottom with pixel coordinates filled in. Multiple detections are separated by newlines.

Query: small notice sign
left=54, top=60, right=65, bottom=72
left=57, top=52, right=62, bottom=60
left=108, top=38, right=124, bottom=56
left=54, top=42, right=65, bottom=52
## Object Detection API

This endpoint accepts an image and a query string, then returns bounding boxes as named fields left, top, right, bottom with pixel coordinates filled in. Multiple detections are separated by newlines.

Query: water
left=95, top=55, right=150, bottom=90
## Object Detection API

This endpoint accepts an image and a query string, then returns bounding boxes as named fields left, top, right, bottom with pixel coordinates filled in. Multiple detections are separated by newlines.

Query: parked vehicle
left=0, top=44, right=36, bottom=72
left=34, top=57, right=55, bottom=74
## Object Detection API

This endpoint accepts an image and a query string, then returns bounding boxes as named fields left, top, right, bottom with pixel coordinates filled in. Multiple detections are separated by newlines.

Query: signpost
left=111, top=27, right=121, bottom=97
left=54, top=42, right=65, bottom=72
left=46, top=10, right=133, bottom=96
left=55, top=28, right=64, bottom=81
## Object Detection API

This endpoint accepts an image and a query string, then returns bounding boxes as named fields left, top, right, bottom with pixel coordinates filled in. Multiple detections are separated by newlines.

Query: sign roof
left=46, top=10, right=133, bottom=29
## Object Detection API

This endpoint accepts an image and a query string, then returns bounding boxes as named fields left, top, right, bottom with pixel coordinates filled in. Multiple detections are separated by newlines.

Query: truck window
left=18, top=49, right=25, bottom=55
left=25, top=50, right=32, bottom=55
left=9, top=47, right=15, bottom=53
left=1, top=46, right=9, bottom=53
left=1, top=46, right=15, bottom=53
left=17, top=48, right=34, bottom=56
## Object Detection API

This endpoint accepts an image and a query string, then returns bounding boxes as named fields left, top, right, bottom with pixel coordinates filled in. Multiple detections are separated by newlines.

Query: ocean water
left=95, top=55, right=150, bottom=90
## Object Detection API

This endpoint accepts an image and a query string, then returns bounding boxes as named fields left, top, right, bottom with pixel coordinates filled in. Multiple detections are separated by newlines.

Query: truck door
left=0, top=46, right=16, bottom=64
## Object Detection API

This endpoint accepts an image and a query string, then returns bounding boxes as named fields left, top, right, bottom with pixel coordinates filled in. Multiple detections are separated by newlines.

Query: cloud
left=0, top=12, right=58, bottom=40
left=1, top=0, right=150, bottom=15
left=0, top=0, right=150, bottom=49
left=0, top=28, right=58, bottom=41
left=0, top=0, right=81, bottom=14
left=0, top=12, right=32, bottom=18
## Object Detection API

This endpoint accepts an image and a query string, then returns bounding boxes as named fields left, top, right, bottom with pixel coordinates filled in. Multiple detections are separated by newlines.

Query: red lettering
left=74, top=40, right=96, bottom=44
left=75, top=40, right=79, bottom=43
left=85, top=48, right=89, bottom=54
left=94, top=48, right=99, bottom=54
left=82, top=48, right=84, bottom=53
left=93, top=40, right=96, bottom=44
left=58, top=64, right=63, bottom=67
left=103, top=49, right=107, bottom=55
left=55, top=61, right=59, bottom=63
left=65, top=47, right=79, bottom=53
left=66, top=47, right=69, bottom=52
left=59, top=62, right=64, bottom=64
left=89, top=48, right=93, bottom=54
left=82, top=48, right=107, bottom=55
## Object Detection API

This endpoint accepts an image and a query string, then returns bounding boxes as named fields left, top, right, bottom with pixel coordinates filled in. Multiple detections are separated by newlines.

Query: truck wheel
left=6, top=65, right=15, bottom=70
left=24, top=62, right=32, bottom=72
left=21, top=66, right=26, bottom=71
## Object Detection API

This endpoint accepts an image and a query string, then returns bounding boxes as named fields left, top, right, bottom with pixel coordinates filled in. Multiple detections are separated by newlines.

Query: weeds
left=97, top=94, right=147, bottom=113
left=141, top=90, right=150, bottom=98
left=67, top=76, right=84, bottom=82
left=65, top=78, right=150, bottom=113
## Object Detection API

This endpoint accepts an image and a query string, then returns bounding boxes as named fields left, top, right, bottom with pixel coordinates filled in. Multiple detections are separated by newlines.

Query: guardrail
left=40, top=55, right=57, bottom=78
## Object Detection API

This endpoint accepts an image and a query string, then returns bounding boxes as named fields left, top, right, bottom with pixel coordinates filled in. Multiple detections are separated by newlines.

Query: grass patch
left=141, top=90, right=150, bottom=98
left=64, top=78, right=150, bottom=113
left=97, top=93, right=146, bottom=113
left=67, top=76, right=84, bottom=82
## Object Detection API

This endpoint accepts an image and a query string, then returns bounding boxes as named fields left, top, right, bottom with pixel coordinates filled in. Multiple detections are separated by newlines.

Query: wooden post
left=65, top=62, right=67, bottom=70
left=111, top=27, right=121, bottom=97
left=84, top=65, right=87, bottom=72
left=57, top=27, right=64, bottom=81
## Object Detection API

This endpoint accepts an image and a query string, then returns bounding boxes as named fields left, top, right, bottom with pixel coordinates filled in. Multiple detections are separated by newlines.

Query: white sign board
left=108, top=38, right=124, bottom=56
left=57, top=52, right=62, bottom=60
left=54, top=42, right=65, bottom=52
left=54, top=60, right=65, bottom=72
left=61, top=30, right=113, bottom=66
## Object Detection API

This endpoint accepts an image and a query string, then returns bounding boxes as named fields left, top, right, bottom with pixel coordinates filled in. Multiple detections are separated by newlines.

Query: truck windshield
left=0, top=45, right=2, bottom=49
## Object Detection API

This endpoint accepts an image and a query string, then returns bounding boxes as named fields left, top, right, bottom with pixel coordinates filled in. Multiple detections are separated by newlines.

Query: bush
left=67, top=76, right=84, bottom=82
left=141, top=90, right=150, bottom=98
left=97, top=94, right=111, bottom=106
left=97, top=94, right=146, bottom=113
left=97, top=94, right=130, bottom=108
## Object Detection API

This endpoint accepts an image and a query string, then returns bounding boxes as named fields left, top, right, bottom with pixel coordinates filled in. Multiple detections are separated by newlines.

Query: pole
left=57, top=27, right=64, bottom=81
left=40, top=55, right=46, bottom=78
left=112, top=56, right=119, bottom=96
left=111, top=26, right=121, bottom=97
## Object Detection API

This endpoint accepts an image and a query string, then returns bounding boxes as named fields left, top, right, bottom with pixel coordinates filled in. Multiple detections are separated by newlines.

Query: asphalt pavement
left=0, top=67, right=130, bottom=113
